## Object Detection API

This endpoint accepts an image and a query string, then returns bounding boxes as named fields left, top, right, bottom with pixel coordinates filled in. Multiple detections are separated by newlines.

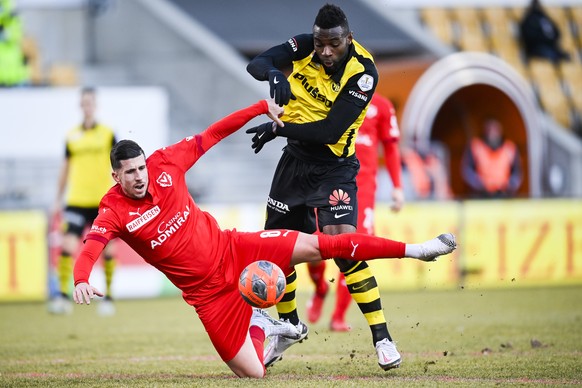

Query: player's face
left=112, top=155, right=149, bottom=200
left=313, top=25, right=352, bottom=73
left=80, top=92, right=96, bottom=119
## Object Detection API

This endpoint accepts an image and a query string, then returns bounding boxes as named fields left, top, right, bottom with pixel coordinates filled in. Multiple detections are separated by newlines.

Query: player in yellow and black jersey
left=48, top=87, right=118, bottom=316
left=246, top=4, right=401, bottom=371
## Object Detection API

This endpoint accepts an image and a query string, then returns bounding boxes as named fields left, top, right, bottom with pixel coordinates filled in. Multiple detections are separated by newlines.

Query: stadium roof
left=169, top=0, right=427, bottom=58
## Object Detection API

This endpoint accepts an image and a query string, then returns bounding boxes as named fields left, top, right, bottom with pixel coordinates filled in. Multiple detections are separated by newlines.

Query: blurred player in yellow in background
left=48, top=87, right=117, bottom=315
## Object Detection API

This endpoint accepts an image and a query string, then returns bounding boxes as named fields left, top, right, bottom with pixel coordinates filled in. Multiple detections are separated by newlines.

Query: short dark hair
left=314, top=3, right=349, bottom=32
left=110, top=139, right=145, bottom=170
left=81, top=86, right=96, bottom=96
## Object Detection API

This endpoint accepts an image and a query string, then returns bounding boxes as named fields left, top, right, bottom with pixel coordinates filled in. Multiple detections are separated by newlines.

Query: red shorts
left=191, top=229, right=299, bottom=362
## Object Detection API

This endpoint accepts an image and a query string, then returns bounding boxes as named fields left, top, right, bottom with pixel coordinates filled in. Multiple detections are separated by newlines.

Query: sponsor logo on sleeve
left=348, top=90, right=368, bottom=102
left=357, top=74, right=374, bottom=91
left=90, top=225, right=107, bottom=234
left=287, top=37, right=298, bottom=52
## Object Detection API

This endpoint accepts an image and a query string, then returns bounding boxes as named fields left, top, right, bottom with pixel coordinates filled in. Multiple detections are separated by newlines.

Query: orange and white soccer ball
left=239, top=260, right=286, bottom=308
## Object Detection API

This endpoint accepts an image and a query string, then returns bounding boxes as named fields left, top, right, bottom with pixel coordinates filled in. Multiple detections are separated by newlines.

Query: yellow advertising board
left=0, top=211, right=48, bottom=301
left=2, top=200, right=579, bottom=302
left=459, top=199, right=582, bottom=288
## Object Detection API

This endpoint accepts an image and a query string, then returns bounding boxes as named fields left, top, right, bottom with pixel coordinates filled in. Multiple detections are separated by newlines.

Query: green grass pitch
left=1, top=286, right=581, bottom=387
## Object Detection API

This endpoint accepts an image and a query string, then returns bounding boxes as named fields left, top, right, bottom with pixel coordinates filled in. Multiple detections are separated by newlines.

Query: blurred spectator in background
left=519, top=0, right=570, bottom=63
left=48, top=87, right=118, bottom=316
left=401, top=141, right=453, bottom=201
left=0, top=0, right=30, bottom=86
left=306, top=93, right=404, bottom=332
left=461, top=118, right=522, bottom=198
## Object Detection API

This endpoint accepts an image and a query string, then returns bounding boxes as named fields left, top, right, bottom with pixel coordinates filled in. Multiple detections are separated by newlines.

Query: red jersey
left=355, top=94, right=401, bottom=194
left=75, top=101, right=270, bottom=303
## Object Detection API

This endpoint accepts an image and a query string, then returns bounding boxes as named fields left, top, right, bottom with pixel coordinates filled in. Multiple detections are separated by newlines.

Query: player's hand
left=246, top=122, right=277, bottom=154
left=268, top=70, right=296, bottom=106
left=390, top=188, right=405, bottom=212
left=265, top=99, right=285, bottom=127
left=73, top=282, right=104, bottom=305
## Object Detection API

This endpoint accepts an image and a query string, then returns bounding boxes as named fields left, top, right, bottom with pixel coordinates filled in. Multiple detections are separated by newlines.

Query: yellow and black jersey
left=248, top=33, right=378, bottom=163
left=64, top=123, right=116, bottom=207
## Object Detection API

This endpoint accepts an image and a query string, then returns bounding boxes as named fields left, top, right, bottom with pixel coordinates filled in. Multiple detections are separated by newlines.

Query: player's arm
left=73, top=207, right=119, bottom=304
left=276, top=71, right=376, bottom=143
left=247, top=34, right=313, bottom=80
left=247, top=34, right=313, bottom=106
left=73, top=238, right=106, bottom=304
left=378, top=100, right=404, bottom=211
left=382, top=138, right=404, bottom=212
left=159, top=100, right=284, bottom=170
left=246, top=72, right=376, bottom=153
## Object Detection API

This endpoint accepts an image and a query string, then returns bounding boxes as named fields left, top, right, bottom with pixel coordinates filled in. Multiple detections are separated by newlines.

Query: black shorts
left=265, top=151, right=359, bottom=232
left=63, top=206, right=99, bottom=236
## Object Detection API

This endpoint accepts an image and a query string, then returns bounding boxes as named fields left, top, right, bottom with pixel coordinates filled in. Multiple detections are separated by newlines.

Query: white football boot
left=417, top=233, right=457, bottom=262
left=264, top=320, right=309, bottom=367
left=376, top=338, right=402, bottom=370
left=250, top=308, right=300, bottom=339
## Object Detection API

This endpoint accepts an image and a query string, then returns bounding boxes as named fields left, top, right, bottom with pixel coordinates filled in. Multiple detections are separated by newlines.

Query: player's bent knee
left=227, top=363, right=265, bottom=378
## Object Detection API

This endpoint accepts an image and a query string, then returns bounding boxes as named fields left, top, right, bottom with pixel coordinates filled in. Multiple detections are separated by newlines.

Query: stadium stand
left=420, top=4, right=582, bottom=135
left=419, top=7, right=456, bottom=48
left=20, top=36, right=43, bottom=85
left=47, top=63, right=78, bottom=86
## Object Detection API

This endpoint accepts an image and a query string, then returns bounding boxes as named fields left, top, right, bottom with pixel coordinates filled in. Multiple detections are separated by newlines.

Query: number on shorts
left=260, top=230, right=282, bottom=238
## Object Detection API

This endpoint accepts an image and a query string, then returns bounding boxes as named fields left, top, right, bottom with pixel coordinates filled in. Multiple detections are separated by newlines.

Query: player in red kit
left=72, top=99, right=456, bottom=378
left=306, top=94, right=404, bottom=332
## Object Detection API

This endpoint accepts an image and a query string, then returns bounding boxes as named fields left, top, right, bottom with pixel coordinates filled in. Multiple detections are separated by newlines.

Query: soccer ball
left=239, top=260, right=286, bottom=309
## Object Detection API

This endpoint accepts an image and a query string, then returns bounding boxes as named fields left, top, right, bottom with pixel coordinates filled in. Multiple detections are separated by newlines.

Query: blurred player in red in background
left=306, top=94, right=404, bottom=332
left=72, top=98, right=456, bottom=378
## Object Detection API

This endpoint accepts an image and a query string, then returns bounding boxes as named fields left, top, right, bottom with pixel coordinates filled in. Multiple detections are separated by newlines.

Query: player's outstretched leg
left=411, top=233, right=457, bottom=262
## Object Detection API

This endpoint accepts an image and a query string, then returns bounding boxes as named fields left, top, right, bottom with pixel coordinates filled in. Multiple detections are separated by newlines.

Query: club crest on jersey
left=332, top=82, right=341, bottom=92
left=157, top=172, right=172, bottom=187
left=357, top=74, right=374, bottom=92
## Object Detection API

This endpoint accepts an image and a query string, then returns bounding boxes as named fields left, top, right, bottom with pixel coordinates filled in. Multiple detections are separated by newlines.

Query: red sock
left=318, top=233, right=405, bottom=261
left=332, top=272, right=352, bottom=322
left=249, top=325, right=266, bottom=371
left=307, top=262, right=328, bottom=295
